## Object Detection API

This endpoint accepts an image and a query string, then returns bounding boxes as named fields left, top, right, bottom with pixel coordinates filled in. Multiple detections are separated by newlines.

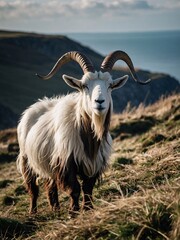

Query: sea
left=67, top=31, right=180, bottom=82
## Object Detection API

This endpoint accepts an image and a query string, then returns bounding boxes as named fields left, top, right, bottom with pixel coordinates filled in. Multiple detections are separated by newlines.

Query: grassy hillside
left=0, top=93, right=179, bottom=239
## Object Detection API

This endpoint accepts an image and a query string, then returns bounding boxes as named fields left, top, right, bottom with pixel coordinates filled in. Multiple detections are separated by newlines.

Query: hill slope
left=0, top=93, right=179, bottom=239
left=0, top=30, right=103, bottom=116
left=0, top=30, right=179, bottom=129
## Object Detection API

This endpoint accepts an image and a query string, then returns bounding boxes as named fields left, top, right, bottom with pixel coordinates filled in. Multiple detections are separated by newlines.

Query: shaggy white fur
left=17, top=92, right=111, bottom=178
left=17, top=71, right=128, bottom=179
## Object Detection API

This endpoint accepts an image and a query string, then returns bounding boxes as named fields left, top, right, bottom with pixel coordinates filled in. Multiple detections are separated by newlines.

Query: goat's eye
left=108, top=84, right=113, bottom=89
left=82, top=85, right=89, bottom=90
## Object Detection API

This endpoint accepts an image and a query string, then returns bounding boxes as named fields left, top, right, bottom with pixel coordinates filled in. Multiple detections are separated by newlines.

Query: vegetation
left=0, top=94, right=179, bottom=239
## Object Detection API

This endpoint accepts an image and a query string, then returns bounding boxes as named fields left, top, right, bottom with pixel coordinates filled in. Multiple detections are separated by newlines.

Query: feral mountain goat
left=17, top=51, right=151, bottom=214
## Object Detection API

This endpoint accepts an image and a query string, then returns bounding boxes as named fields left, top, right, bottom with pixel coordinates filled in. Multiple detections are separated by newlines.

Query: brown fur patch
left=80, top=106, right=111, bottom=160
left=80, top=112, right=100, bottom=160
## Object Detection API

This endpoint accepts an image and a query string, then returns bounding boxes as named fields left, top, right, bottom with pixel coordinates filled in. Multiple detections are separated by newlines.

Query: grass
left=0, top=93, right=179, bottom=239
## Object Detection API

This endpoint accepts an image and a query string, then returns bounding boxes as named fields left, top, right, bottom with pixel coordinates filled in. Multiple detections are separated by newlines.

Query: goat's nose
left=95, top=99, right=105, bottom=104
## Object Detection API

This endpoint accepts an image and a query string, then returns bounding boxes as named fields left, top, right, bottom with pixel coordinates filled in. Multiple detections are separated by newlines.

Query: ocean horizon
left=67, top=30, right=180, bottom=82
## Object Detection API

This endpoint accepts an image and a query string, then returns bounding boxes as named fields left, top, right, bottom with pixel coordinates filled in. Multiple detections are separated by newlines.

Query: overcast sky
left=0, top=0, right=180, bottom=33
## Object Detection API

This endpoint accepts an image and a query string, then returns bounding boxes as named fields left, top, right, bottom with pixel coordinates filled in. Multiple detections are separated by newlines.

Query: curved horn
left=36, top=51, right=95, bottom=80
left=101, top=50, right=151, bottom=85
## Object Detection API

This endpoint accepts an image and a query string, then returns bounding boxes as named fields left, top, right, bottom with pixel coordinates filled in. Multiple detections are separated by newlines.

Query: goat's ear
left=111, top=75, right=129, bottom=90
left=63, top=74, right=82, bottom=90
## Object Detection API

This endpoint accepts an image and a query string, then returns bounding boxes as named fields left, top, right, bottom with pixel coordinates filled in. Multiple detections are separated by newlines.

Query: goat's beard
left=91, top=113, right=105, bottom=140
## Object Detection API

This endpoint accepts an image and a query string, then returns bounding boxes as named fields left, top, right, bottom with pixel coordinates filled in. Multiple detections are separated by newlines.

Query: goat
left=17, top=51, right=150, bottom=214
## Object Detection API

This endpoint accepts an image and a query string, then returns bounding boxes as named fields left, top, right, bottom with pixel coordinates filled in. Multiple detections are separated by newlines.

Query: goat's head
left=63, top=70, right=128, bottom=118
left=37, top=51, right=151, bottom=138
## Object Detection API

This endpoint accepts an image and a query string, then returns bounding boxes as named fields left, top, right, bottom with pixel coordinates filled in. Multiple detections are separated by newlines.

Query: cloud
left=147, top=0, right=180, bottom=9
left=0, top=0, right=180, bottom=21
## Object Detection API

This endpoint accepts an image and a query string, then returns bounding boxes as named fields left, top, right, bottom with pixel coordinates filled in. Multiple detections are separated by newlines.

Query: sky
left=0, top=0, right=180, bottom=33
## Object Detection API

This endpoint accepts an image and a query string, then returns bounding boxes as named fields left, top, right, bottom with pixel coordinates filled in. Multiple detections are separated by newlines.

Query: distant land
left=0, top=30, right=179, bottom=130
left=67, top=31, right=180, bottom=81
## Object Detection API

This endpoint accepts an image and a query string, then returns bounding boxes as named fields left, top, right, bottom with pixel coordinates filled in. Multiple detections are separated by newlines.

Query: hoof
left=69, top=205, right=80, bottom=217
left=69, top=205, right=80, bottom=212
left=52, top=205, right=60, bottom=212
left=83, top=201, right=94, bottom=211
left=29, top=208, right=37, bottom=215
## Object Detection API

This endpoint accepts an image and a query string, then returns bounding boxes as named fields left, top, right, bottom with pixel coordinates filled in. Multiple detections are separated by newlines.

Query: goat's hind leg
left=22, top=156, right=39, bottom=214
left=45, top=179, right=60, bottom=211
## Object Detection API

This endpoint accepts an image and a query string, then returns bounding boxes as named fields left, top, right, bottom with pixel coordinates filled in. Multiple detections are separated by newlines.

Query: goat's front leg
left=82, top=176, right=97, bottom=210
left=45, top=179, right=60, bottom=211
left=60, top=158, right=81, bottom=212
left=69, top=178, right=81, bottom=212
